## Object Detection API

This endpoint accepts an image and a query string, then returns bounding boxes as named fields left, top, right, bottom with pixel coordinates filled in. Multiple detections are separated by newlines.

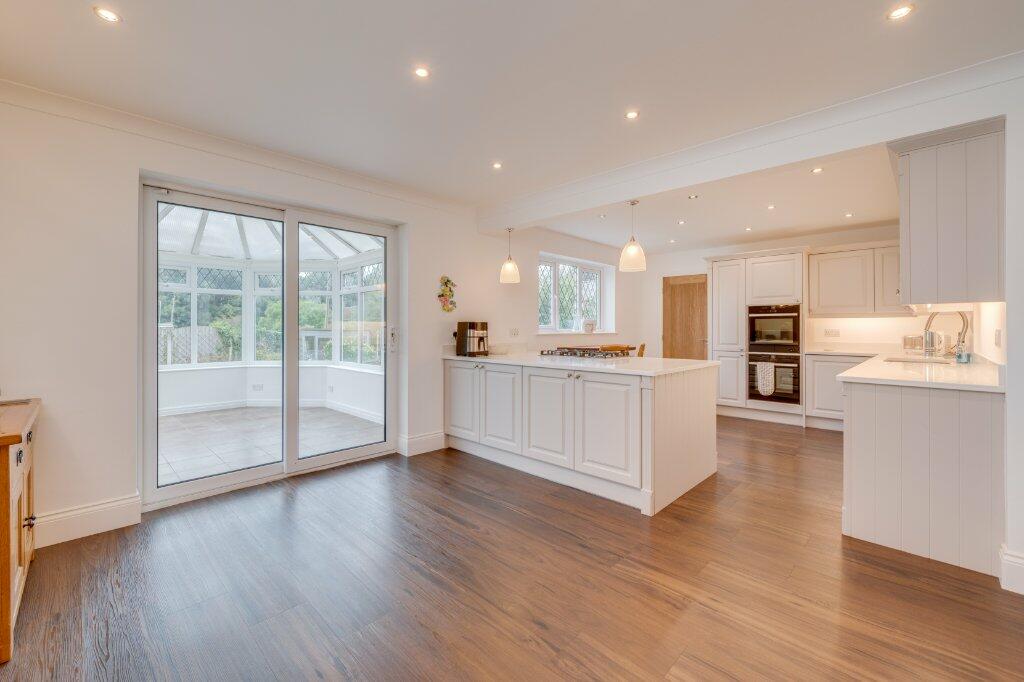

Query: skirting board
left=448, top=436, right=653, bottom=514
left=34, top=493, right=142, bottom=548
left=717, top=405, right=804, bottom=426
left=1000, top=545, right=1024, bottom=594
left=805, top=415, right=844, bottom=432
left=399, top=431, right=445, bottom=457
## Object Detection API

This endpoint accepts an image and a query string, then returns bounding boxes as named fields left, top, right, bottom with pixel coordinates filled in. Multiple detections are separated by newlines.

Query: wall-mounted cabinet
left=890, top=121, right=1004, bottom=304
left=808, top=246, right=911, bottom=317
left=746, top=253, right=802, bottom=305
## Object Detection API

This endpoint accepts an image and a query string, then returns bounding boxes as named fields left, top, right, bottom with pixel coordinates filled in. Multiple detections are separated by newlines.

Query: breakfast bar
left=442, top=352, right=719, bottom=515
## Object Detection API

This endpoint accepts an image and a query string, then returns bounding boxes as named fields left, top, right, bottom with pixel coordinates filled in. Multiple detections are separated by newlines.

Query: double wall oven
left=747, top=304, right=800, bottom=405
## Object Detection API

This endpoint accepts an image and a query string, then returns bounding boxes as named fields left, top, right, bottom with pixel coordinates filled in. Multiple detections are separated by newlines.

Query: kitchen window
left=538, top=255, right=606, bottom=332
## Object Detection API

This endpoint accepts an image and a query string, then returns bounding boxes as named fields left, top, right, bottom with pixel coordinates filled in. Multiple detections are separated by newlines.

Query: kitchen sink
left=884, top=356, right=954, bottom=364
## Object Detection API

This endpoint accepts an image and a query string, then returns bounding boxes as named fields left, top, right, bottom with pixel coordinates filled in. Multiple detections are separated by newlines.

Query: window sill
left=535, top=330, right=618, bottom=336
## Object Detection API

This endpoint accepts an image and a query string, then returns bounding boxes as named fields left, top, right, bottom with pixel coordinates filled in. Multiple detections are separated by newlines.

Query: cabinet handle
left=566, top=372, right=573, bottom=377
left=15, top=449, right=23, bottom=465
left=26, top=430, right=32, bottom=443
left=22, top=518, right=34, bottom=528
left=575, top=373, right=581, bottom=379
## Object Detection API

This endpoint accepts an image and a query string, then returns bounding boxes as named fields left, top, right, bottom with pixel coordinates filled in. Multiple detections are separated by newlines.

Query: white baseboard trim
left=717, top=405, right=804, bottom=426
left=448, top=436, right=652, bottom=513
left=159, top=399, right=247, bottom=416
left=325, top=400, right=384, bottom=424
left=805, top=415, right=844, bottom=432
left=399, top=431, right=446, bottom=457
left=1000, top=545, right=1024, bottom=594
left=35, top=493, right=142, bottom=548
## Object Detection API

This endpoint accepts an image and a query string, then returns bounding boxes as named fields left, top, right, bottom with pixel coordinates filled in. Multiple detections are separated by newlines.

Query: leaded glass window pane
left=538, top=263, right=553, bottom=327
left=197, top=293, right=242, bottom=362
left=341, top=270, right=358, bottom=288
left=257, top=273, right=283, bottom=289
left=557, top=264, right=579, bottom=331
left=299, top=271, right=332, bottom=292
left=158, top=267, right=187, bottom=286
left=197, top=267, right=243, bottom=291
left=361, top=262, right=383, bottom=287
left=158, top=292, right=191, bottom=365
left=580, top=270, right=600, bottom=324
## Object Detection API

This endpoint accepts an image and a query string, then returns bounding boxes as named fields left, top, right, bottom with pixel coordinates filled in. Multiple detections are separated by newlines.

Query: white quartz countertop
left=836, top=354, right=1004, bottom=393
left=803, top=343, right=902, bottom=357
left=442, top=352, right=719, bottom=377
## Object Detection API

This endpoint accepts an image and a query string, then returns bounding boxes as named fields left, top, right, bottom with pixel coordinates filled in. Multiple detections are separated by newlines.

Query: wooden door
left=573, top=372, right=640, bottom=488
left=663, top=274, right=708, bottom=359
left=479, top=363, right=522, bottom=454
left=522, top=367, right=575, bottom=468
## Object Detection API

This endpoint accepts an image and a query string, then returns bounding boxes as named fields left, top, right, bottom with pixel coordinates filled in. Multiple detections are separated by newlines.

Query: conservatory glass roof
left=157, top=202, right=384, bottom=261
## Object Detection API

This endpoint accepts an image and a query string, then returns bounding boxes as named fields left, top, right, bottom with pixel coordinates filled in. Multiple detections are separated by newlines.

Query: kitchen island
left=442, top=353, right=719, bottom=515
left=837, top=355, right=1005, bottom=576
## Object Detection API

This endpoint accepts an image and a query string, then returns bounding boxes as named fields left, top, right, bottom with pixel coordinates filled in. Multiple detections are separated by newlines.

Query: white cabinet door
left=522, top=367, right=574, bottom=468
left=808, top=249, right=874, bottom=315
left=573, top=372, right=640, bottom=487
left=479, top=364, right=522, bottom=454
left=805, top=355, right=864, bottom=419
left=874, top=247, right=911, bottom=314
left=444, top=360, right=480, bottom=441
left=746, top=253, right=802, bottom=305
left=712, top=259, right=746, bottom=351
left=713, top=351, right=746, bottom=407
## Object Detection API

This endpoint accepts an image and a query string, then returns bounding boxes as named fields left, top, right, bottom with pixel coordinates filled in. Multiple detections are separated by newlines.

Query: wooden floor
left=4, top=417, right=1024, bottom=680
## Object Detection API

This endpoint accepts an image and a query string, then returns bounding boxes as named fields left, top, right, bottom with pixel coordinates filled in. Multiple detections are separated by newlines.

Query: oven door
left=748, top=313, right=799, bottom=347
left=748, top=358, right=800, bottom=404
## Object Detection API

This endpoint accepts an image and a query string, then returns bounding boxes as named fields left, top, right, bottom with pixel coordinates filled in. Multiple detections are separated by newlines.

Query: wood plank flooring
left=3, top=416, right=1023, bottom=680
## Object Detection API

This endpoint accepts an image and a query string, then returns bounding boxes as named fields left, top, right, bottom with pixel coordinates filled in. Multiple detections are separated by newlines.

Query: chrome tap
left=924, top=311, right=969, bottom=355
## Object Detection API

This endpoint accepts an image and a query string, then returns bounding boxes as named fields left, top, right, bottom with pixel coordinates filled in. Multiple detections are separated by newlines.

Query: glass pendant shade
left=499, top=257, right=521, bottom=284
left=618, top=236, right=646, bottom=272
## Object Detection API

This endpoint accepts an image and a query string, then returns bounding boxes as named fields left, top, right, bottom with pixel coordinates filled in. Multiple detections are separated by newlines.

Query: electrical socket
left=510, top=328, right=520, bottom=337
left=328, top=385, right=335, bottom=393
left=251, top=384, right=263, bottom=392
left=824, top=328, right=840, bottom=338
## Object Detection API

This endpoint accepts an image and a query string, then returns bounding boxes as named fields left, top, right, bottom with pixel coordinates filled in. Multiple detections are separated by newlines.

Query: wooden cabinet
left=805, top=355, right=864, bottom=419
left=445, top=361, right=522, bottom=455
left=573, top=372, right=640, bottom=487
left=808, top=249, right=874, bottom=315
left=808, top=246, right=912, bottom=316
left=713, top=351, right=746, bottom=407
left=711, top=259, right=746, bottom=351
left=746, top=253, right=802, bottom=305
left=523, top=367, right=574, bottom=467
left=0, top=398, right=39, bottom=663
left=891, top=123, right=1004, bottom=304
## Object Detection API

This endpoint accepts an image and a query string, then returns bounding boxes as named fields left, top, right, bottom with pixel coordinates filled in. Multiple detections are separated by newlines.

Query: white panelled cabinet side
left=443, top=354, right=719, bottom=516
left=889, top=117, right=1005, bottom=305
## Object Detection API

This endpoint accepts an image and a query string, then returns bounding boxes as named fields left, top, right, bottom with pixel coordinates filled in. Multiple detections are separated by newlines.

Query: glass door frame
left=141, top=186, right=398, bottom=508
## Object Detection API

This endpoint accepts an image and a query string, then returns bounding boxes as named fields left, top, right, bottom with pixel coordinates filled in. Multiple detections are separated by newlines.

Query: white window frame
left=338, top=260, right=386, bottom=369
left=538, top=256, right=603, bottom=333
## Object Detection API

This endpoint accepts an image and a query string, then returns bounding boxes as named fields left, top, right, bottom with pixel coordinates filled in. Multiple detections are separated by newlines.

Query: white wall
left=0, top=80, right=611, bottom=544
left=976, top=302, right=1008, bottom=364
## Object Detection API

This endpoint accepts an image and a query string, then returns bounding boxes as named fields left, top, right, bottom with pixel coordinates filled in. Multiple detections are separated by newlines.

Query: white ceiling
left=542, top=144, right=899, bottom=254
left=2, top=1, right=1022, bottom=205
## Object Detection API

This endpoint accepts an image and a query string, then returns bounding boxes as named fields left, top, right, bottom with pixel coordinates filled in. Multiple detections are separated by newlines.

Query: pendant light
left=619, top=199, right=647, bottom=272
left=499, top=227, right=521, bottom=284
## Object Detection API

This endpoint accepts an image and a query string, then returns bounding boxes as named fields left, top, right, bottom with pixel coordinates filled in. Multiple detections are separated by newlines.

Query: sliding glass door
left=143, top=188, right=396, bottom=505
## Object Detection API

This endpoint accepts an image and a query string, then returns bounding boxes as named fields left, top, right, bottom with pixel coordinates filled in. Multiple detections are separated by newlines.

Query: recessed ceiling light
left=413, top=66, right=430, bottom=79
left=492, top=161, right=502, bottom=170
left=599, top=214, right=606, bottom=219
left=625, top=110, right=639, bottom=120
left=745, top=227, right=752, bottom=231
left=767, top=204, right=775, bottom=210
left=93, top=6, right=121, bottom=22
left=888, top=5, right=914, bottom=20
left=845, top=212, right=854, bottom=218
left=669, top=239, right=676, bottom=244
left=688, top=194, right=699, bottom=200
left=811, top=167, right=824, bottom=174
left=677, top=219, right=686, bottom=225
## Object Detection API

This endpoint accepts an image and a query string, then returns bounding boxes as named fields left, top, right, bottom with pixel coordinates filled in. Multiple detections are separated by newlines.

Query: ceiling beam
left=264, top=220, right=283, bottom=246
left=235, top=216, right=251, bottom=260
left=300, top=225, right=337, bottom=260
left=325, top=229, right=359, bottom=256
left=158, top=203, right=176, bottom=221
left=190, top=210, right=209, bottom=255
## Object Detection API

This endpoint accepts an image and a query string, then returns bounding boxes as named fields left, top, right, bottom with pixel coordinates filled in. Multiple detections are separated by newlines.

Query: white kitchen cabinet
left=873, top=246, right=910, bottom=313
left=573, top=371, right=641, bottom=487
left=892, top=125, right=1004, bottom=304
left=479, top=363, right=522, bottom=454
left=444, top=360, right=480, bottom=441
left=808, top=249, right=874, bottom=315
left=713, top=351, right=746, bottom=407
left=711, top=259, right=746, bottom=351
left=746, top=253, right=802, bottom=305
left=522, top=367, right=575, bottom=468
left=805, top=354, right=864, bottom=419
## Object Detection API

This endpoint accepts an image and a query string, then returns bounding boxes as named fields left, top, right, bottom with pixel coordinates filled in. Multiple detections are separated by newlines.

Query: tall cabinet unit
left=710, top=259, right=747, bottom=407
left=890, top=120, right=1005, bottom=304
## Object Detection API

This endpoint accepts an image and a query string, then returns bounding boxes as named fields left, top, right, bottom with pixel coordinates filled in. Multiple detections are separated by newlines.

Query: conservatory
left=155, top=197, right=387, bottom=488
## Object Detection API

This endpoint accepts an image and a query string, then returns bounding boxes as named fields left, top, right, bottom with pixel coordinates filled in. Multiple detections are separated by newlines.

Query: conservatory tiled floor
left=157, top=406, right=384, bottom=485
